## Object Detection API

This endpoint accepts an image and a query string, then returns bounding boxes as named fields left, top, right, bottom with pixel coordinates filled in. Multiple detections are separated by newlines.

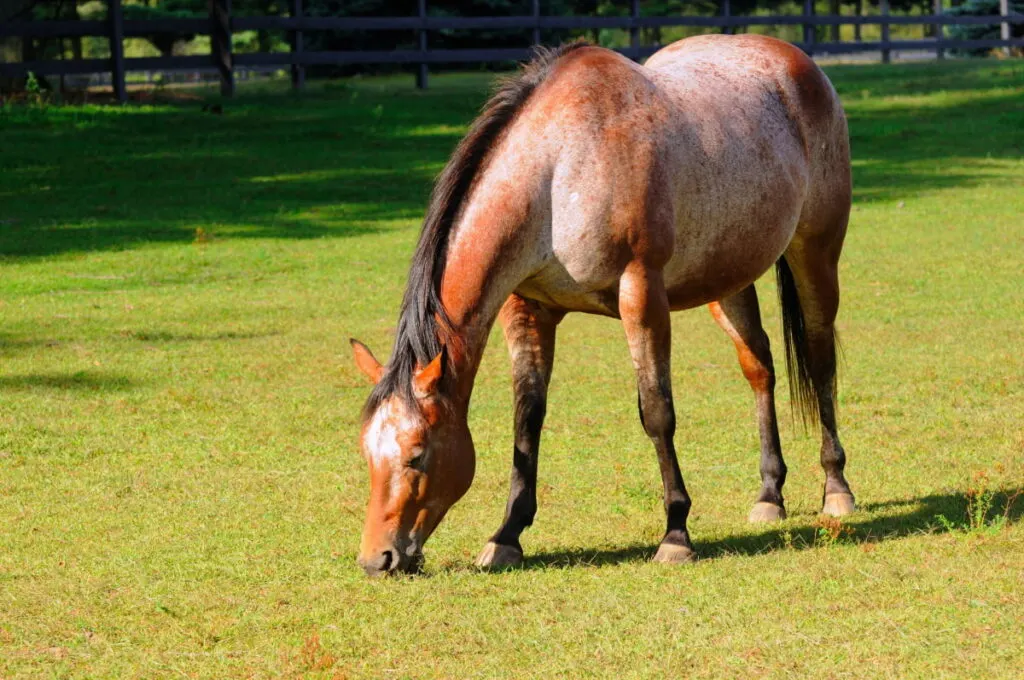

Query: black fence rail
left=2, top=0, right=1022, bottom=102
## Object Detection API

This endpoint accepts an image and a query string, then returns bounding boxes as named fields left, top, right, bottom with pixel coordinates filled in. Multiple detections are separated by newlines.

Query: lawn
left=1, top=58, right=1023, bottom=678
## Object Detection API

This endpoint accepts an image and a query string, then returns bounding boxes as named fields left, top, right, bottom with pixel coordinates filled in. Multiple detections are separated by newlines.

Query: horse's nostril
left=359, top=548, right=402, bottom=576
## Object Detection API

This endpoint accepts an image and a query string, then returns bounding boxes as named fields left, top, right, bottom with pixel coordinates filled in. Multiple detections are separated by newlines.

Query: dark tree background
left=1, top=0, right=1011, bottom=91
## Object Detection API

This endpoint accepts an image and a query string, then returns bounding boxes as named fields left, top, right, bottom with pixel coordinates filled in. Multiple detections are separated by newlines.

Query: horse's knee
left=513, top=385, right=547, bottom=449
left=638, top=391, right=675, bottom=440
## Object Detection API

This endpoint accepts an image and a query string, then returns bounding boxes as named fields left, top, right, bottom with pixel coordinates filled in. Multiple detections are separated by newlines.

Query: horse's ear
left=350, top=338, right=384, bottom=384
left=412, top=346, right=446, bottom=399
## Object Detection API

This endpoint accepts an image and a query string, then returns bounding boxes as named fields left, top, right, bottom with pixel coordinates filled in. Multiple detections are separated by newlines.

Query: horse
left=349, top=34, right=854, bottom=576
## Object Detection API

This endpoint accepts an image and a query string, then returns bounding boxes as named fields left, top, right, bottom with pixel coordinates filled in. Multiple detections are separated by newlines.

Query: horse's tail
left=775, top=256, right=819, bottom=427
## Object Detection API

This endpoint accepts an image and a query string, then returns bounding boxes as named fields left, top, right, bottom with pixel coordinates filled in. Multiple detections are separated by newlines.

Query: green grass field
left=2, top=59, right=1023, bottom=678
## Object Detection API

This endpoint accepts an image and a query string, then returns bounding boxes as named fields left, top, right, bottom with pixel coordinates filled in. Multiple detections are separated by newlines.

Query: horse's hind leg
left=782, top=238, right=855, bottom=516
left=709, top=285, right=787, bottom=522
left=476, top=294, right=562, bottom=569
left=620, top=265, right=695, bottom=563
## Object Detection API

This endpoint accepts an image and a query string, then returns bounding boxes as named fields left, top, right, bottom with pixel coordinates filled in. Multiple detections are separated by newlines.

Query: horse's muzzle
left=358, top=549, right=424, bottom=577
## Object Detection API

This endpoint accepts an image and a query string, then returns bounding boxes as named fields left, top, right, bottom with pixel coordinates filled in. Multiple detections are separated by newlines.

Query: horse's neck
left=439, top=181, right=538, bottom=407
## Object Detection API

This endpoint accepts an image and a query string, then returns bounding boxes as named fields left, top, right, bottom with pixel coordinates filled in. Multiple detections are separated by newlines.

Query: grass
left=1, top=58, right=1023, bottom=678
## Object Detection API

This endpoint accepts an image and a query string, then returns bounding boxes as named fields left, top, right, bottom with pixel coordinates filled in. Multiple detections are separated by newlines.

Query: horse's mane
left=363, top=41, right=590, bottom=419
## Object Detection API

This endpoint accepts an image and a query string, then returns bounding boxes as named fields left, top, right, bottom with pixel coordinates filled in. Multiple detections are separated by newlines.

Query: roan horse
left=350, top=34, right=854, bottom=576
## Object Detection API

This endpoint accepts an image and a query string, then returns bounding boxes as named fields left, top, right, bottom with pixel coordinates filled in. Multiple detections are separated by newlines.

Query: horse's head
left=349, top=339, right=475, bottom=576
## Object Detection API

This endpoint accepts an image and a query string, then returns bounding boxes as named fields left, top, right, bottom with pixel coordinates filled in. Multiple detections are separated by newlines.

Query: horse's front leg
left=476, top=294, right=562, bottom=569
left=619, top=264, right=696, bottom=563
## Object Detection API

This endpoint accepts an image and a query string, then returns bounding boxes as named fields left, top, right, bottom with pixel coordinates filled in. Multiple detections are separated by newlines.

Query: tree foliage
left=2, top=0, right=1019, bottom=90
left=119, top=0, right=203, bottom=55
left=946, top=0, right=1024, bottom=55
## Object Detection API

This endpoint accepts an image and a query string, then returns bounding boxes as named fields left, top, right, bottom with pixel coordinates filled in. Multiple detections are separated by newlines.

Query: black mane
left=362, top=41, right=590, bottom=419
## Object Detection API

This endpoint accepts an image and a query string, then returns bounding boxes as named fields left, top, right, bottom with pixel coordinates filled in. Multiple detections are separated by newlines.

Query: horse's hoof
left=748, top=502, right=787, bottom=523
left=652, top=542, right=697, bottom=564
left=822, top=492, right=856, bottom=517
left=475, top=541, right=523, bottom=569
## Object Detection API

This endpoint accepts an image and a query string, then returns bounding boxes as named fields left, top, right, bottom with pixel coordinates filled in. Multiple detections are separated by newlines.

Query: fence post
left=209, top=0, right=233, bottom=97
left=722, top=0, right=733, bottom=36
left=108, top=0, right=126, bottom=103
left=854, top=0, right=862, bottom=42
left=416, top=0, right=428, bottom=90
left=803, top=0, right=815, bottom=56
left=629, top=0, right=640, bottom=59
left=532, top=0, right=540, bottom=47
left=1000, top=0, right=1011, bottom=57
left=289, top=0, right=305, bottom=89
left=880, top=0, right=890, bottom=63
left=933, top=0, right=944, bottom=59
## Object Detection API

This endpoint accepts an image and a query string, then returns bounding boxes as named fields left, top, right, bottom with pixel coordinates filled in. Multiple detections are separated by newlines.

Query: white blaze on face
left=364, top=401, right=399, bottom=465
left=363, top=398, right=420, bottom=468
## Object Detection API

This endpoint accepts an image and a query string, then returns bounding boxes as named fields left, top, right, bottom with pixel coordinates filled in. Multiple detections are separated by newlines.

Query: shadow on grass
left=1, top=330, right=276, bottom=355
left=0, top=93, right=461, bottom=258
left=121, top=329, right=280, bottom=343
left=847, top=89, right=1024, bottom=204
left=0, top=370, right=136, bottom=391
left=519, top=488, right=1024, bottom=570
left=826, top=60, right=1024, bottom=99
left=0, top=333, right=60, bottom=357
left=1, top=61, right=1021, bottom=259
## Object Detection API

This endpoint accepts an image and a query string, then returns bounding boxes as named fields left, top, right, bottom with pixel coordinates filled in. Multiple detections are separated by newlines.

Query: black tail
left=775, top=256, right=819, bottom=427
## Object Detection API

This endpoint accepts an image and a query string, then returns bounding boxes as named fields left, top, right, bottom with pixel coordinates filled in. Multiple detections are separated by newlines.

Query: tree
left=946, top=0, right=1024, bottom=54
left=119, top=0, right=204, bottom=57
left=1, top=0, right=76, bottom=92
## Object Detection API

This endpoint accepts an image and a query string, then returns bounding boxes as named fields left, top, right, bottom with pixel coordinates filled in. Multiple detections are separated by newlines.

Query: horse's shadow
left=517, top=487, right=1024, bottom=570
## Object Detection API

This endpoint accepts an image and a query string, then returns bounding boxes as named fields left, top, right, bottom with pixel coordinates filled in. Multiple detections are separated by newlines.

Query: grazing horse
left=350, top=34, right=854, bottom=576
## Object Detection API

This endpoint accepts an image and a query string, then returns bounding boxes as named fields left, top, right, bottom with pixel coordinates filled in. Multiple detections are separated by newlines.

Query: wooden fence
left=1, top=0, right=1021, bottom=102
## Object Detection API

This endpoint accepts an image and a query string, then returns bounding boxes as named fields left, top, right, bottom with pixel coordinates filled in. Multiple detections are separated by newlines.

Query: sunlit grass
left=1, top=58, right=1022, bottom=678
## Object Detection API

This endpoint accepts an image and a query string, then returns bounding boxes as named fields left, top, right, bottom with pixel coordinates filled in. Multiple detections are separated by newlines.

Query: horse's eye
left=407, top=447, right=427, bottom=471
